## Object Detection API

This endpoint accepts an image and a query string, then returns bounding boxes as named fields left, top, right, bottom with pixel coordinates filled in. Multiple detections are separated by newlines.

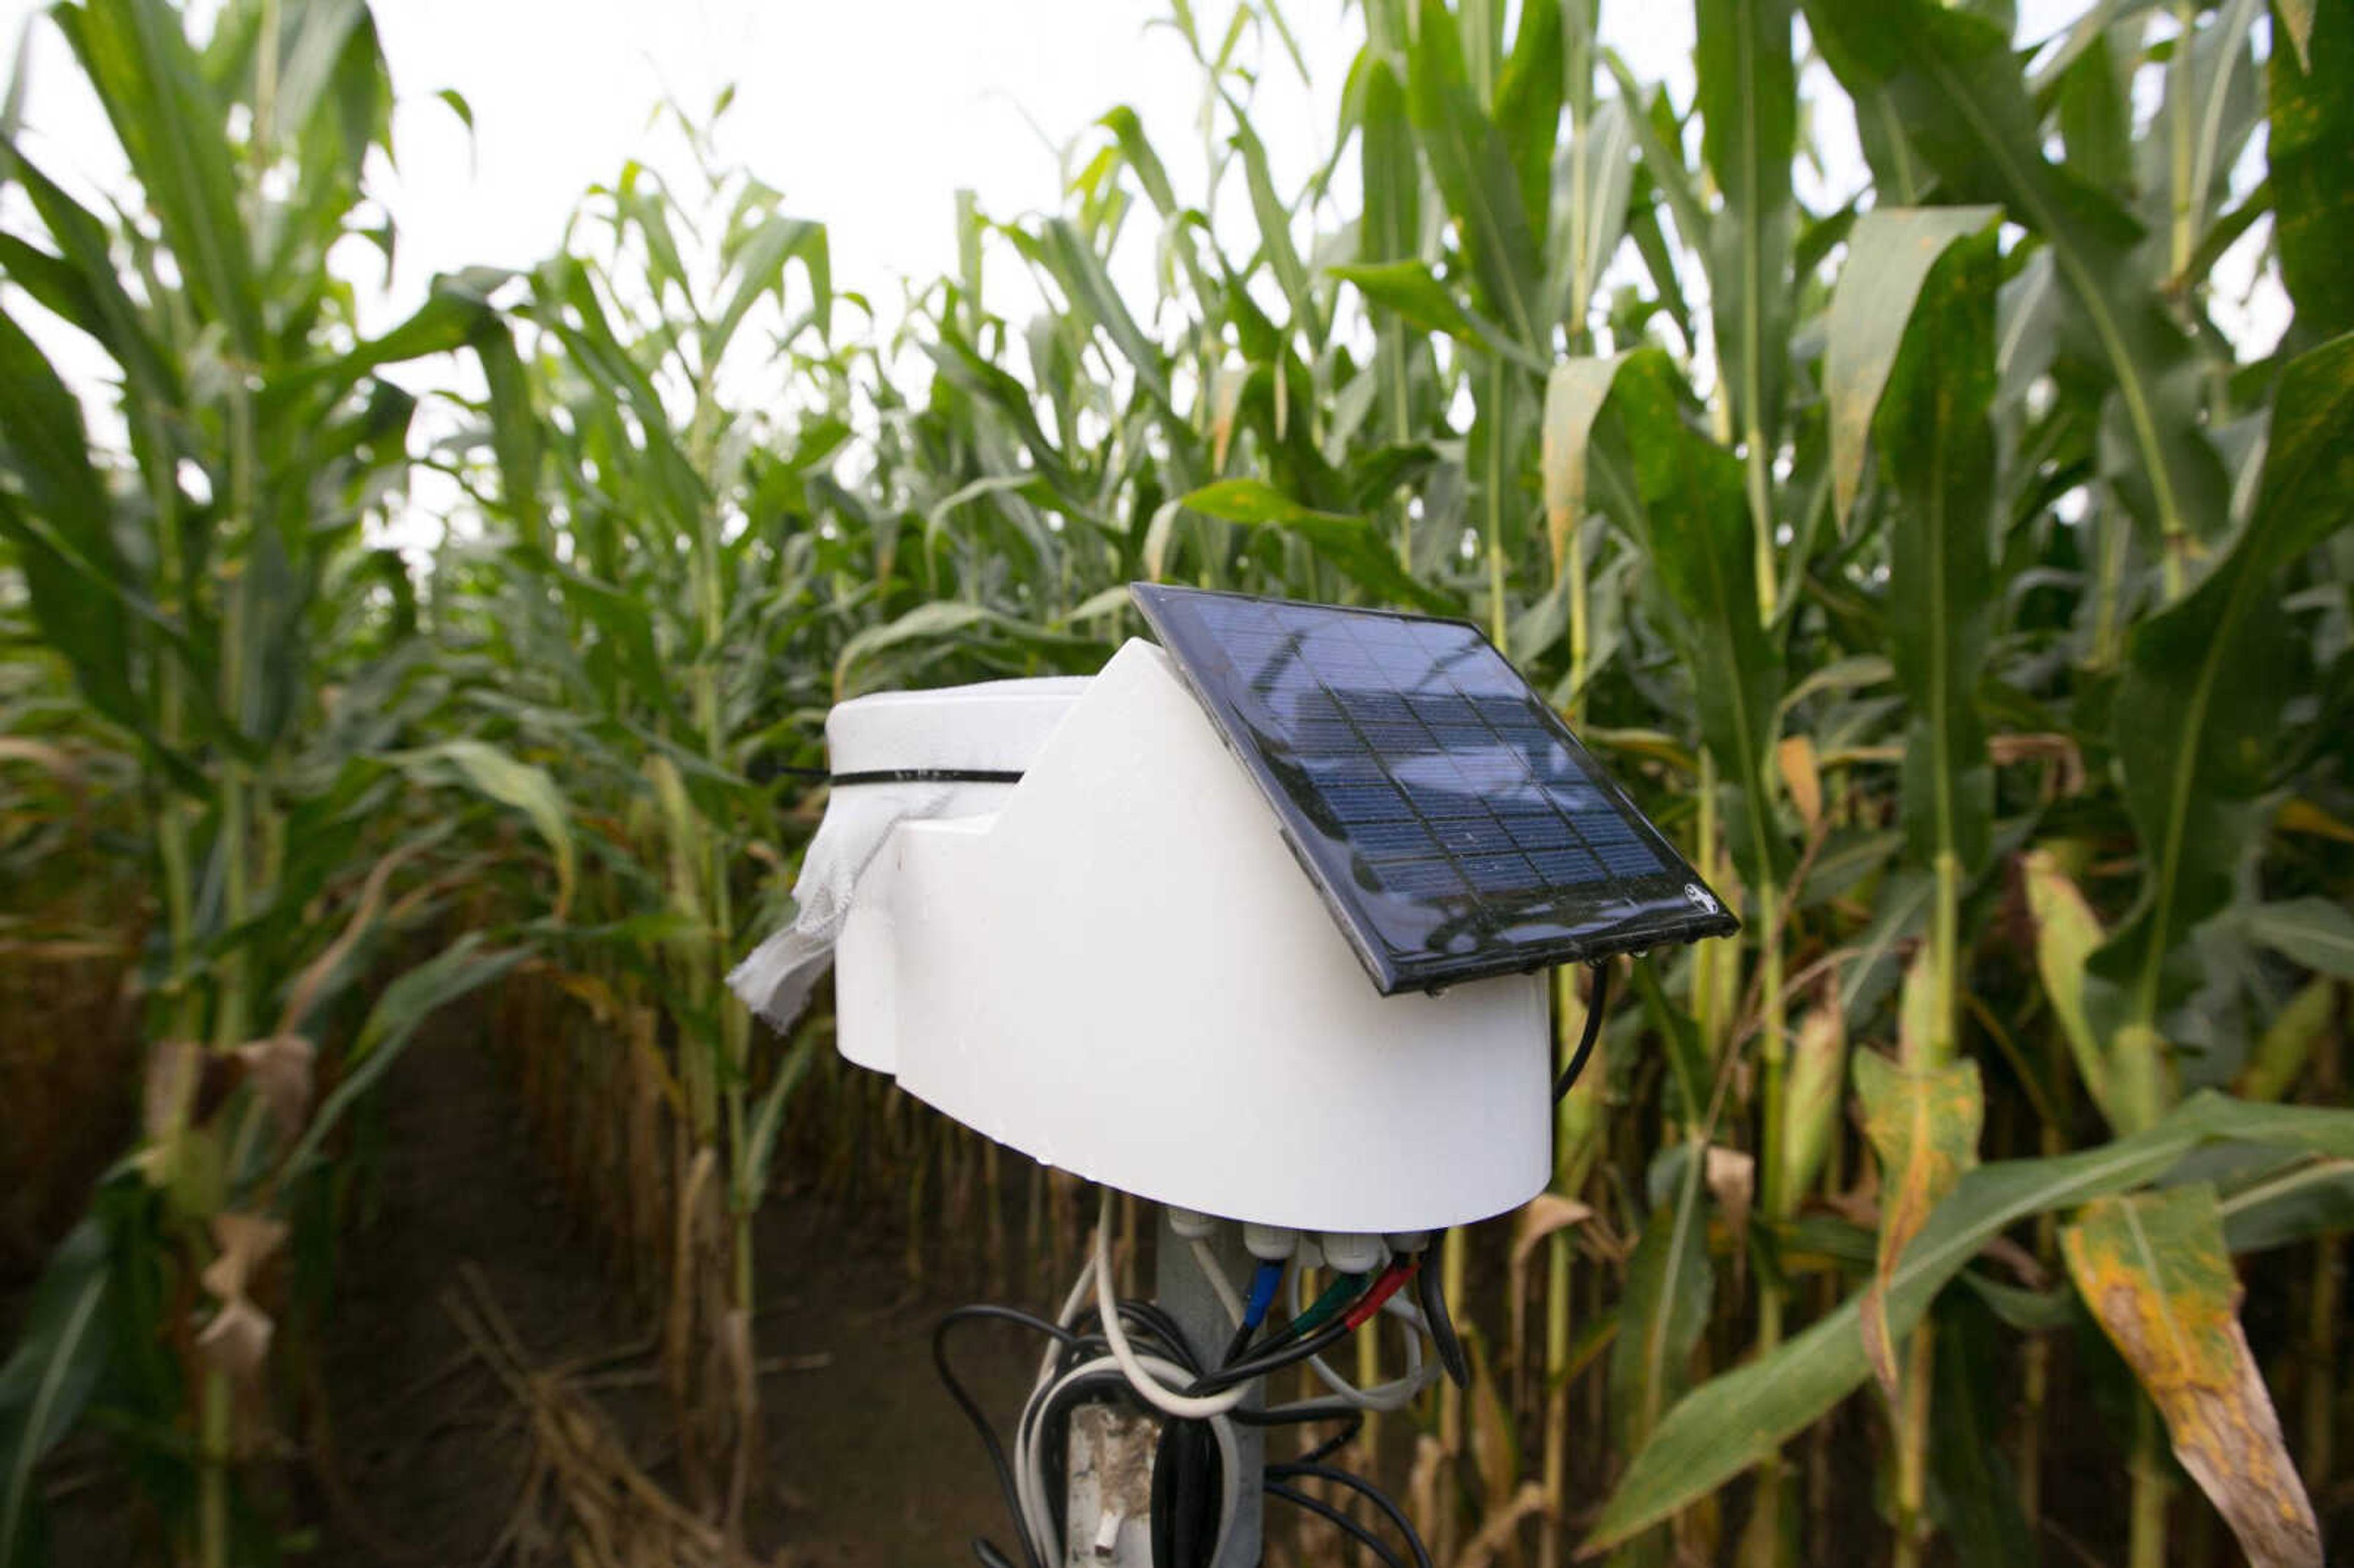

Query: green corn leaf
left=1609, top=1143, right=1715, bottom=1461
left=1358, top=53, right=1420, bottom=454
left=1693, top=0, right=1797, bottom=486
left=2243, top=898, right=2354, bottom=980
left=1606, top=353, right=1790, bottom=887
left=0, top=306, right=139, bottom=732
left=1928, top=1293, right=2035, bottom=1568
left=394, top=741, right=577, bottom=919
left=1590, top=1091, right=2354, bottom=1551
left=54, top=0, right=259, bottom=356
left=1039, top=216, right=1171, bottom=409
left=2090, top=333, right=2354, bottom=1037
left=1802, top=0, right=2230, bottom=570
left=1404, top=0, right=1544, bottom=346
left=1329, top=259, right=1480, bottom=344
left=739, top=1035, right=819, bottom=1205
left=2219, top=1152, right=2354, bottom=1253
left=2269, top=0, right=2353, bottom=338
left=1823, top=205, right=2000, bottom=529
left=1861, top=212, right=2002, bottom=880
left=291, top=936, right=527, bottom=1171
left=1220, top=96, right=1314, bottom=343
left=1490, top=0, right=1563, bottom=238
left=707, top=211, right=829, bottom=365
left=1097, top=106, right=1178, bottom=219
left=1545, top=97, right=1634, bottom=339
left=0, top=1220, right=111, bottom=1568
left=1179, top=478, right=1456, bottom=613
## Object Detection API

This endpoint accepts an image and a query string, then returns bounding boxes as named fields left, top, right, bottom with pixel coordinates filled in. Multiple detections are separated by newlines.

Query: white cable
left=1038, top=1256, right=1096, bottom=1390
left=1286, top=1257, right=1439, bottom=1411
left=1092, top=1190, right=1251, bottom=1420
left=1188, top=1235, right=1247, bottom=1328
left=1015, top=1353, right=1241, bottom=1568
left=1306, top=1300, right=1434, bottom=1410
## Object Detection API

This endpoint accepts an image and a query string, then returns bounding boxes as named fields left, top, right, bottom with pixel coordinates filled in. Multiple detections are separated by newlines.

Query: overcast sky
left=0, top=1, right=1726, bottom=329
left=0, top=0, right=2274, bottom=432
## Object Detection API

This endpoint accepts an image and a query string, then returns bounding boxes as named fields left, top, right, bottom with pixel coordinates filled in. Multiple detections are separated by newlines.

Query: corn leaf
left=2060, top=1186, right=2323, bottom=1568
left=291, top=936, right=526, bottom=1171
left=1179, top=478, right=1455, bottom=612
left=1404, top=0, right=1542, bottom=345
left=1607, top=1144, right=1714, bottom=1532
left=1588, top=1090, right=2354, bottom=1551
left=1606, top=353, right=1789, bottom=887
left=2243, top=898, right=2354, bottom=980
left=2090, top=333, right=2354, bottom=1037
left=1861, top=215, right=2004, bottom=897
left=1824, top=206, right=2000, bottom=529
left=1693, top=0, right=1796, bottom=484
left=1802, top=0, right=2230, bottom=563
left=2268, top=0, right=2352, bottom=337
left=0, top=1220, right=110, bottom=1568
left=1853, top=1051, right=1984, bottom=1402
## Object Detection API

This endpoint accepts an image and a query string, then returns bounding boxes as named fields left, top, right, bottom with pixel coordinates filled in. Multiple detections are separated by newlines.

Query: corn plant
left=0, top=2, right=565, bottom=1562
left=2, top=0, right=2351, bottom=1564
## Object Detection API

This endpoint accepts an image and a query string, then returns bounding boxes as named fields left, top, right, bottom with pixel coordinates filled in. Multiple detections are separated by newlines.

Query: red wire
left=1340, top=1258, right=1420, bottom=1332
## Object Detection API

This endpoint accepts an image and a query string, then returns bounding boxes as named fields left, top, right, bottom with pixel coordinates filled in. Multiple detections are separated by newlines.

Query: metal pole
left=1153, top=1208, right=1265, bottom=1568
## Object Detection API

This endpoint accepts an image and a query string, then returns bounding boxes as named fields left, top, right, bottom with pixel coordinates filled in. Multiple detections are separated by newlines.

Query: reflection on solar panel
left=1132, top=583, right=1740, bottom=995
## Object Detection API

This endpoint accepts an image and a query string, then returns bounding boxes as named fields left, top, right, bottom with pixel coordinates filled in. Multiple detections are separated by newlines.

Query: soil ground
left=313, top=1023, right=1034, bottom=1567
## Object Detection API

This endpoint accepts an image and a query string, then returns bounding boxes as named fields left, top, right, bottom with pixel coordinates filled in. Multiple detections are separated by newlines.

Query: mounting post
left=1152, top=1208, right=1265, bottom=1568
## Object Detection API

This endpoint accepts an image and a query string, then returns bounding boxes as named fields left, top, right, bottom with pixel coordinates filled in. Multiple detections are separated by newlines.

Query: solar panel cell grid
left=1131, top=583, right=1739, bottom=992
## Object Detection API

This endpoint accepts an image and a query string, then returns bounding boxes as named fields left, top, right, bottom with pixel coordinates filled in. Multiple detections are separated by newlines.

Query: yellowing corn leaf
left=1894, top=945, right=1936, bottom=1064
left=1539, top=352, right=1632, bottom=571
left=1774, top=735, right=1821, bottom=834
left=1469, top=1341, right=1518, bottom=1517
left=1704, top=1146, right=1755, bottom=1283
left=1771, top=997, right=1846, bottom=1218
left=1512, top=1192, right=1595, bottom=1270
left=2234, top=979, right=2336, bottom=1103
left=1853, top=1050, right=1983, bottom=1403
left=2060, top=1186, right=2323, bottom=1568
left=2022, top=848, right=2117, bottom=1128
left=2276, top=796, right=2354, bottom=845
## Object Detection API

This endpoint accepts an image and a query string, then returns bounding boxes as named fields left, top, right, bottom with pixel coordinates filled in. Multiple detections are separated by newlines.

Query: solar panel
left=1132, top=583, right=1739, bottom=995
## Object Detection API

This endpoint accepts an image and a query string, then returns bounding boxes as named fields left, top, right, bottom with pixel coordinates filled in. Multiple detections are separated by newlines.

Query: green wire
left=1265, top=1271, right=1368, bottom=1349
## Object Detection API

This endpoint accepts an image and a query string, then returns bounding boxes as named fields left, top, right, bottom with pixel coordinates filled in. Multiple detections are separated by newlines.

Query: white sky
left=0, top=0, right=2276, bottom=471
left=0, top=1, right=1715, bottom=335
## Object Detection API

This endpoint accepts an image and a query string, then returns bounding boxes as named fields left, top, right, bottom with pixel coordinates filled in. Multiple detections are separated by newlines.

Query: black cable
left=1155, top=1409, right=1223, bottom=1568
left=944, top=1303, right=1082, bottom=1349
left=1071, top=1300, right=1202, bottom=1372
left=932, top=1311, right=1056, bottom=1568
left=1220, top=1316, right=1257, bottom=1368
left=969, top=1542, right=1018, bottom=1568
left=1273, top=1410, right=1366, bottom=1466
left=1270, top=1462, right=1436, bottom=1568
left=1265, top=1483, right=1407, bottom=1568
left=1184, top=1319, right=1346, bottom=1395
left=1412, top=1252, right=1470, bottom=1390
left=1552, top=959, right=1612, bottom=1103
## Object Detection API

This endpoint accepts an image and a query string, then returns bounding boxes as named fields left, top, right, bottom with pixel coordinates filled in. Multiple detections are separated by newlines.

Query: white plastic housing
left=831, top=639, right=1550, bottom=1233
left=820, top=676, right=1088, bottom=1075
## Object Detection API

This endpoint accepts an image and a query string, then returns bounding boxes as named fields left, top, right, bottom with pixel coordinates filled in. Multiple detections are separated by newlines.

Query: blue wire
left=1242, top=1259, right=1284, bottom=1330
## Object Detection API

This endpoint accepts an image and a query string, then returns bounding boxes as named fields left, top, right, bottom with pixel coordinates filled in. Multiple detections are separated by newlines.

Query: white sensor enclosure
left=830, top=639, right=1551, bottom=1233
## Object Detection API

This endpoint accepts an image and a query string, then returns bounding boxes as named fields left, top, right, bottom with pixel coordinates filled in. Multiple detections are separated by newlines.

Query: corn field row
left=1, top=0, right=2351, bottom=1564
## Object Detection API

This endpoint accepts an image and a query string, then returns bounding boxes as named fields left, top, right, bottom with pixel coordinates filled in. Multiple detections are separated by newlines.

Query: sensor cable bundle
left=934, top=1190, right=1446, bottom=1568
